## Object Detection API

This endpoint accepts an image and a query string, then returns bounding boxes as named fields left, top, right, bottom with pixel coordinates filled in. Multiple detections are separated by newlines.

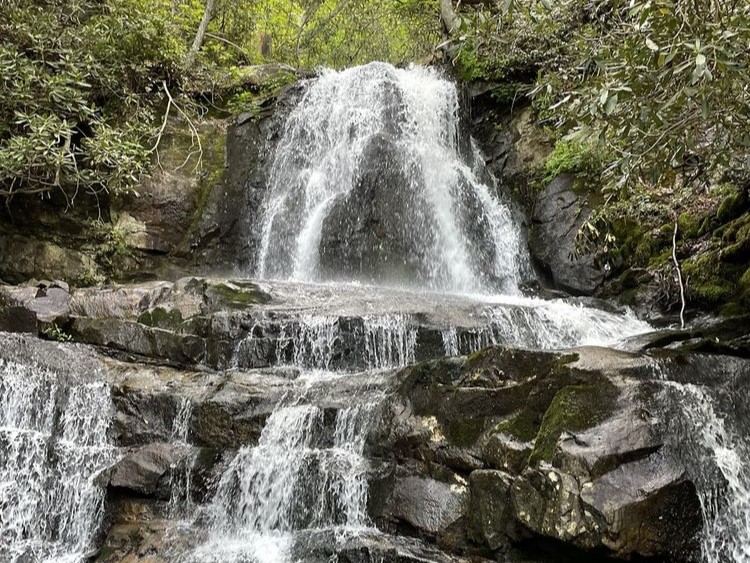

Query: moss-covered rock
left=528, top=380, right=619, bottom=465
left=373, top=345, right=706, bottom=561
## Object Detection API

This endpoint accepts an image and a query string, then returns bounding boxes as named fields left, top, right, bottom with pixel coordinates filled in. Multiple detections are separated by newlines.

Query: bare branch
left=672, top=218, right=686, bottom=329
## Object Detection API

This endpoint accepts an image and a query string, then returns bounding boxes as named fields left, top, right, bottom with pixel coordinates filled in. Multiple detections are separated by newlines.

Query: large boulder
left=0, top=236, right=103, bottom=287
left=369, top=346, right=705, bottom=560
left=109, top=443, right=186, bottom=496
left=529, top=174, right=605, bottom=295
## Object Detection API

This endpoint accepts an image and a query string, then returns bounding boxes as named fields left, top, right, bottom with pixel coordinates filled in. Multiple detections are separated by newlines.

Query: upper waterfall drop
left=255, top=62, right=527, bottom=294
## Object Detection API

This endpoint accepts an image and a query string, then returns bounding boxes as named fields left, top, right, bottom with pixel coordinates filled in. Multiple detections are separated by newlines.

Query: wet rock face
left=318, top=133, right=429, bottom=284
left=369, top=346, right=703, bottom=561
left=195, top=86, right=304, bottom=273
left=528, top=174, right=605, bottom=295
left=1, top=286, right=747, bottom=562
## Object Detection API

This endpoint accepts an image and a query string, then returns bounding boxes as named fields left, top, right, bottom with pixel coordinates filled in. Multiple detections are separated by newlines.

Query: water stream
left=255, top=63, right=526, bottom=293
left=0, top=359, right=113, bottom=563
left=655, top=359, right=750, bottom=563
left=0, top=61, right=747, bottom=563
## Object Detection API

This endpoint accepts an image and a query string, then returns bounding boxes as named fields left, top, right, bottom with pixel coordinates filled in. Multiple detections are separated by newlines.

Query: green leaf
left=604, top=93, right=618, bottom=115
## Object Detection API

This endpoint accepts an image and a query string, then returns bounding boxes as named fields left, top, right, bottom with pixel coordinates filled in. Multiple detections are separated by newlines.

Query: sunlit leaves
left=0, top=0, right=164, bottom=201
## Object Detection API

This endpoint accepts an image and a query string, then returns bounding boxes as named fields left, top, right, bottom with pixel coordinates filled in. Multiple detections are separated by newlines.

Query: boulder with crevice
left=528, top=174, right=605, bottom=295
left=369, top=345, right=705, bottom=561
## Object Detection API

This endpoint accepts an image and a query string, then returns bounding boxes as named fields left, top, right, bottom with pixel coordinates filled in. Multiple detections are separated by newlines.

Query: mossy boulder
left=528, top=380, right=619, bottom=465
left=372, top=346, right=704, bottom=560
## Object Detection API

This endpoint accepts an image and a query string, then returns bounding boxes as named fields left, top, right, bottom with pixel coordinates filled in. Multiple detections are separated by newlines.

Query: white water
left=656, top=366, right=750, bottom=563
left=168, top=397, right=196, bottom=519
left=255, top=62, right=526, bottom=293
left=188, top=308, right=409, bottom=561
left=188, top=374, right=385, bottom=563
left=0, top=359, right=113, bottom=563
left=195, top=63, right=658, bottom=562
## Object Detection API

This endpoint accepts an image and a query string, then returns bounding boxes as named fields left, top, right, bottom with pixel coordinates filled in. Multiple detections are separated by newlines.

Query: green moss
left=206, top=281, right=271, bottom=308
left=682, top=252, right=739, bottom=306
left=444, top=416, right=487, bottom=447
left=97, top=544, right=117, bottom=561
left=717, top=188, right=744, bottom=222
left=719, top=302, right=745, bottom=317
left=493, top=409, right=540, bottom=443
left=466, top=347, right=489, bottom=364
left=693, top=283, right=733, bottom=304
left=529, top=380, right=619, bottom=465
left=186, top=126, right=227, bottom=238
left=138, top=307, right=184, bottom=329
left=677, top=212, right=701, bottom=239
left=543, top=140, right=604, bottom=196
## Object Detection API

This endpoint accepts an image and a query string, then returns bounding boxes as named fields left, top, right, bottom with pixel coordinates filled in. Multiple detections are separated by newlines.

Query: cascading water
left=255, top=62, right=526, bottom=293
left=0, top=57, right=746, bottom=563
left=168, top=397, right=196, bottom=519
left=187, top=62, right=661, bottom=561
left=655, top=360, right=750, bottom=563
left=0, top=359, right=113, bottom=563
left=187, top=316, right=410, bottom=562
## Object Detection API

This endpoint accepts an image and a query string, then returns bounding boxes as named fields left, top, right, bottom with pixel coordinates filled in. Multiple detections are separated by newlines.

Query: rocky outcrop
left=0, top=69, right=306, bottom=287
left=2, top=277, right=749, bottom=563
left=1, top=318, right=747, bottom=562
left=528, top=174, right=605, bottom=295
left=369, top=347, right=704, bottom=561
left=193, top=83, right=305, bottom=273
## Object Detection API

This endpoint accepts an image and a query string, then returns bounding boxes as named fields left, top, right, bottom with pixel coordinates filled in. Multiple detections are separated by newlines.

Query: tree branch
left=672, top=218, right=686, bottom=329
left=185, top=0, right=216, bottom=69
left=440, top=0, right=459, bottom=35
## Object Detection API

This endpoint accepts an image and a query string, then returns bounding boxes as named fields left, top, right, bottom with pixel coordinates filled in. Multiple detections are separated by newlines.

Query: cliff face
left=0, top=71, right=304, bottom=288
left=0, top=65, right=745, bottom=322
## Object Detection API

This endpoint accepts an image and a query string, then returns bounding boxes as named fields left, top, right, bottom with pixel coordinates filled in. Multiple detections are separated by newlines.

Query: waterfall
left=0, top=359, right=113, bottom=563
left=255, top=62, right=526, bottom=294
left=168, top=397, right=196, bottom=519
left=188, top=374, right=386, bottom=562
left=656, top=363, right=750, bottom=563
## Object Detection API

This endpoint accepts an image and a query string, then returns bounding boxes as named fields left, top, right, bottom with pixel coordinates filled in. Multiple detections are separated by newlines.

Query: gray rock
left=529, top=174, right=604, bottom=295
left=109, top=443, right=184, bottom=496
left=469, top=470, right=516, bottom=549
left=384, top=475, right=469, bottom=536
left=0, top=235, right=103, bottom=286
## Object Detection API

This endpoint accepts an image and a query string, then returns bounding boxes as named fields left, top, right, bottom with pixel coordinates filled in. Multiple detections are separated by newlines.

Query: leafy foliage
left=536, top=0, right=750, bottom=194
left=452, top=0, right=750, bottom=194
left=0, top=0, right=183, bottom=204
left=0, top=0, right=438, bottom=208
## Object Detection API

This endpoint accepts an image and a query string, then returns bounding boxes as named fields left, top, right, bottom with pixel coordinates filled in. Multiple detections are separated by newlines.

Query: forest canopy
left=0, top=0, right=439, bottom=205
left=1, top=0, right=748, bottom=212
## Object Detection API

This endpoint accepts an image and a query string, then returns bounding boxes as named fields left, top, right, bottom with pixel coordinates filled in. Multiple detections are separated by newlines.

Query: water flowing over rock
left=255, top=63, right=527, bottom=293
left=0, top=359, right=114, bottom=562
left=0, top=61, right=749, bottom=563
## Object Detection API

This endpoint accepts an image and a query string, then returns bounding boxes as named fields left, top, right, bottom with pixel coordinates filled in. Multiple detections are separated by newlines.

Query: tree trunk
left=185, top=0, right=216, bottom=69
left=440, top=0, right=459, bottom=35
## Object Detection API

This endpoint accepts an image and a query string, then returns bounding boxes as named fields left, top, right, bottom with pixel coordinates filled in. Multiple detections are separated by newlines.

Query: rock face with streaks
left=528, top=174, right=605, bottom=295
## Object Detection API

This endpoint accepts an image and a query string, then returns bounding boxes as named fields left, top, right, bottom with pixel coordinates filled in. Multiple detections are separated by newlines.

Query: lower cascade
left=0, top=360, right=113, bottom=562
left=0, top=61, right=748, bottom=563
